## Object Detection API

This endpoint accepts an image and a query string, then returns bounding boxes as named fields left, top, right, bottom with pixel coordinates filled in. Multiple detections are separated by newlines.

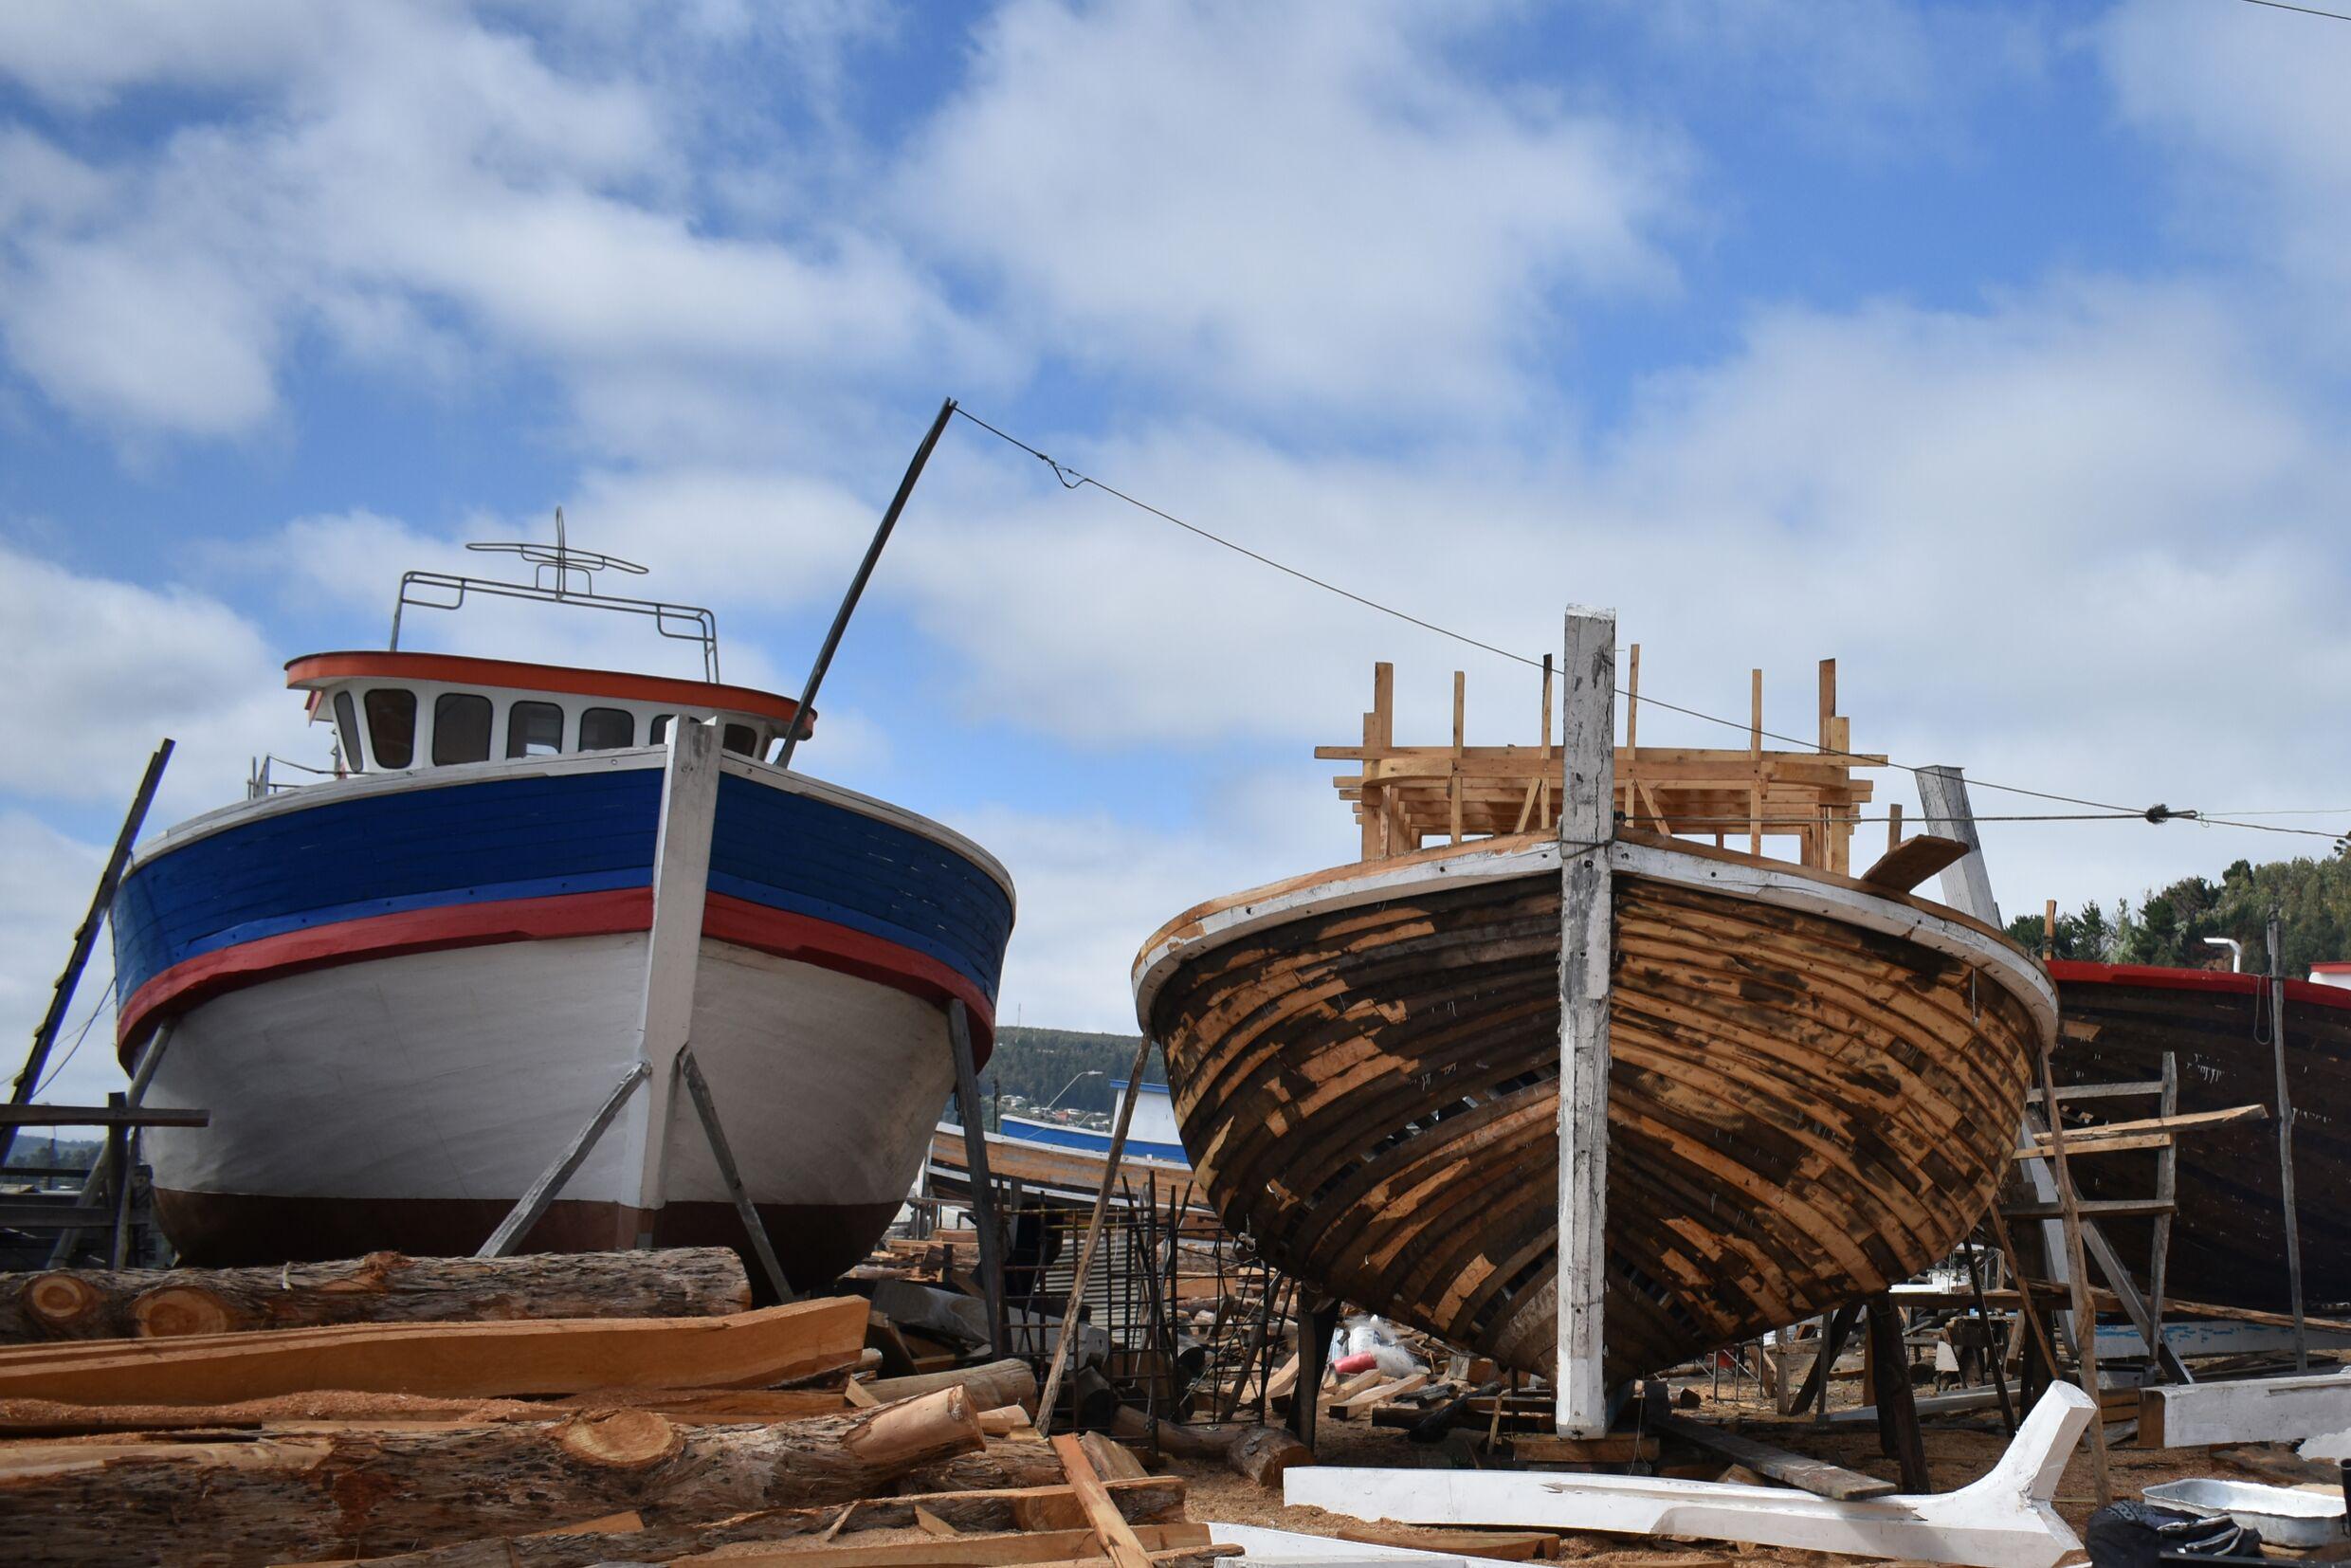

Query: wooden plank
left=0, top=1104, right=207, bottom=1128
left=1335, top=1372, right=1428, bottom=1412
left=1288, top=1383, right=2097, bottom=1568
left=1556, top=606, right=1614, bottom=1437
left=0, top=1297, right=866, bottom=1406
left=1646, top=1412, right=1893, bottom=1500
left=2140, top=1369, right=2351, bottom=1449
left=2027, top=1103, right=2266, bottom=1143
left=1860, top=835, right=1971, bottom=893
left=1051, top=1431, right=1153, bottom=1568
left=1335, top=1522, right=1567, bottom=1559
left=2033, top=1038, right=2112, bottom=1508
left=631, top=716, right=722, bottom=1231
left=1509, top=1431, right=1660, bottom=1464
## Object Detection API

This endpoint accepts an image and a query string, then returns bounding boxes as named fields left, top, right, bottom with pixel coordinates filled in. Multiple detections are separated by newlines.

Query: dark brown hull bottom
left=154, top=1190, right=902, bottom=1301
left=1143, top=844, right=2043, bottom=1385
left=2051, top=963, right=2351, bottom=1312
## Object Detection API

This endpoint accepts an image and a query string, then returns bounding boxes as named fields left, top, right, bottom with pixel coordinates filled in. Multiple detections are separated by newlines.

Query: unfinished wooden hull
left=2050, top=961, right=2351, bottom=1312
left=1134, top=829, right=2053, bottom=1383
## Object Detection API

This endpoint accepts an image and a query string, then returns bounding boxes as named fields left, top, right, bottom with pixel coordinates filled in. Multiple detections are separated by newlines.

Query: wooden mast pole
left=1557, top=606, right=1615, bottom=1437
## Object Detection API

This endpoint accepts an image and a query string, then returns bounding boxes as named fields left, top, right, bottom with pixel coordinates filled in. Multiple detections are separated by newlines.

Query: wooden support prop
left=677, top=1045, right=795, bottom=1303
left=1865, top=1292, right=1931, bottom=1493
left=3, top=738, right=172, bottom=1172
left=479, top=1061, right=648, bottom=1258
left=1556, top=604, right=1615, bottom=1437
left=631, top=717, right=722, bottom=1243
left=1962, top=1236, right=2018, bottom=1435
left=2269, top=916, right=2310, bottom=1374
left=1034, top=1031, right=1157, bottom=1437
left=1052, top=1431, right=1155, bottom=1568
left=1787, top=1302, right=1861, bottom=1417
left=47, top=1020, right=175, bottom=1267
left=3, top=1246, right=749, bottom=1343
left=1286, top=1382, right=2098, bottom=1568
left=1646, top=1412, right=1893, bottom=1501
left=946, top=996, right=1010, bottom=1358
left=0, top=1296, right=865, bottom=1405
left=2033, top=1039, right=2111, bottom=1507
left=0, top=1387, right=984, bottom=1568
left=1290, top=1296, right=1339, bottom=1450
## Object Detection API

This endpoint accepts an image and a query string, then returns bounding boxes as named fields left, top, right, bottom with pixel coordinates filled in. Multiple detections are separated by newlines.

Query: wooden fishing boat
left=112, top=523, right=1013, bottom=1288
left=1131, top=658, right=2053, bottom=1383
left=2050, top=960, right=2351, bottom=1312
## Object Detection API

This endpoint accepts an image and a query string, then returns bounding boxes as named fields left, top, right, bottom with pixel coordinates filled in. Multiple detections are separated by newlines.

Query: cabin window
left=432, top=693, right=493, bottom=764
left=506, top=700, right=565, bottom=757
left=364, top=688, right=417, bottom=769
left=722, top=723, right=758, bottom=757
left=649, top=713, right=675, bottom=742
left=579, top=707, right=635, bottom=751
left=332, top=690, right=363, bottom=769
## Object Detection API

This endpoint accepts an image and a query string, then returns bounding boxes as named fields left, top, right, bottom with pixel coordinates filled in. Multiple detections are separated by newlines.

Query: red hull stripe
left=2048, top=958, right=2351, bottom=1013
left=119, top=888, right=994, bottom=1063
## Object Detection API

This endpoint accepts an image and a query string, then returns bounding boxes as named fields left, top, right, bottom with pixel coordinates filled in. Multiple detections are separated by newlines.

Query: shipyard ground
left=1167, top=1376, right=2333, bottom=1563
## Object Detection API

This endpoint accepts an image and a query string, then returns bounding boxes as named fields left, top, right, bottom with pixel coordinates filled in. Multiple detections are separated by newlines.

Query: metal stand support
left=478, top=1061, right=648, bottom=1257
left=1034, top=1030, right=1156, bottom=1438
left=677, top=1045, right=795, bottom=1303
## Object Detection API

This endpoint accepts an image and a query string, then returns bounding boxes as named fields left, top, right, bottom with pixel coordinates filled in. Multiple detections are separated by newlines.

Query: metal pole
left=676, top=1047, right=796, bottom=1304
left=5, top=739, right=173, bottom=1167
left=776, top=398, right=957, bottom=769
left=947, top=999, right=1008, bottom=1360
left=2269, top=916, right=2309, bottom=1373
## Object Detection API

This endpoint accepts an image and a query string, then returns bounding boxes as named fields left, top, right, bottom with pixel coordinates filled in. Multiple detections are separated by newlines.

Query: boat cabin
left=287, top=651, right=809, bottom=775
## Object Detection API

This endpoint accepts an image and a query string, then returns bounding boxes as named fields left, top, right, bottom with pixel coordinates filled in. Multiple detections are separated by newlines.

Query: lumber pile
left=0, top=1253, right=1229, bottom=1566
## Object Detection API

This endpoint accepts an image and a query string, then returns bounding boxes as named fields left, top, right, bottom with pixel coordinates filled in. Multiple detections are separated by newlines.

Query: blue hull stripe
left=114, top=765, right=1011, bottom=1018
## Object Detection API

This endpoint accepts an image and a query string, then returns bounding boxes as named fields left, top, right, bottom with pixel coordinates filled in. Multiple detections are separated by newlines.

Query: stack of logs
left=0, top=1248, right=1234, bottom=1567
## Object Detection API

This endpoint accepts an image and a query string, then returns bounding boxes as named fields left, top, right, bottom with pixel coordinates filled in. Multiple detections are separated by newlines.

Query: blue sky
left=5, top=0, right=2351, bottom=1104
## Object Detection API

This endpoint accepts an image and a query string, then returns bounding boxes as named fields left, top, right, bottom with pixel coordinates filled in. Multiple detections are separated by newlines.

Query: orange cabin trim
left=284, top=650, right=811, bottom=731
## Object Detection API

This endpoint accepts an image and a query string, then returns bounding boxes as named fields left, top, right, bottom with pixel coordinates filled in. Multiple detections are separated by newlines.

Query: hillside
left=978, top=1025, right=1160, bottom=1117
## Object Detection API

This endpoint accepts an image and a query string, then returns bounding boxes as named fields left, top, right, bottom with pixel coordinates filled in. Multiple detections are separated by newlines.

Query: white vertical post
left=1913, top=765, right=2001, bottom=927
left=630, top=720, right=722, bottom=1243
left=1557, top=606, right=1615, bottom=1436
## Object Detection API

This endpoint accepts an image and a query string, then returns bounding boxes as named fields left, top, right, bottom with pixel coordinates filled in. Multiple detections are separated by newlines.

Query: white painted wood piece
left=2097, top=1320, right=2351, bottom=1359
left=2141, top=1368, right=2351, bottom=1449
left=1557, top=605, right=1615, bottom=1437
left=631, top=718, right=723, bottom=1230
left=1206, top=1522, right=1478, bottom=1565
left=1913, top=765, right=2002, bottom=927
left=1285, top=1382, right=2095, bottom=1568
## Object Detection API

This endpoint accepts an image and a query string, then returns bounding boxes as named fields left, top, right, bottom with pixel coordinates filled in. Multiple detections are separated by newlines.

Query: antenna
left=389, top=509, right=720, bottom=681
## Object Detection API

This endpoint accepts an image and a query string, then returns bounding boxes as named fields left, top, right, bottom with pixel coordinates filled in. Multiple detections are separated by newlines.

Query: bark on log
left=1225, top=1424, right=1312, bottom=1486
left=866, top=1356, right=1038, bottom=1413
left=310, top=1477, right=1189, bottom=1567
left=896, top=1436, right=1065, bottom=1494
left=0, top=1249, right=749, bottom=1342
left=0, top=1387, right=982, bottom=1567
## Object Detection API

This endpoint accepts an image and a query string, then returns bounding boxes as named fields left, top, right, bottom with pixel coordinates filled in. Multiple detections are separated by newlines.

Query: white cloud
left=0, top=5, right=995, bottom=451
left=900, top=0, right=1685, bottom=422
left=0, top=540, right=304, bottom=812
left=2100, top=0, right=2351, bottom=313
left=0, top=811, right=123, bottom=1108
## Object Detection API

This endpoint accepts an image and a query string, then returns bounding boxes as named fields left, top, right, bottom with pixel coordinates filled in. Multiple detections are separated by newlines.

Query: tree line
left=2006, top=844, right=2351, bottom=974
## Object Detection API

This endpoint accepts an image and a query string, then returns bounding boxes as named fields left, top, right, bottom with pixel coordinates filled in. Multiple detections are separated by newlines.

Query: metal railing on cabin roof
left=389, top=507, right=722, bottom=683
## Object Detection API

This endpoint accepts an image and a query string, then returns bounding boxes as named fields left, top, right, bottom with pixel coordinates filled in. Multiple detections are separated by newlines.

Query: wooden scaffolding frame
left=1320, top=649, right=1884, bottom=871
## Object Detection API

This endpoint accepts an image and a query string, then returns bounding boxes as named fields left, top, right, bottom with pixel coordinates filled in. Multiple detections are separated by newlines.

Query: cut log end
left=131, top=1285, right=241, bottom=1339
left=556, top=1407, right=683, bottom=1468
left=1227, top=1425, right=1312, bottom=1487
left=22, top=1274, right=103, bottom=1333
